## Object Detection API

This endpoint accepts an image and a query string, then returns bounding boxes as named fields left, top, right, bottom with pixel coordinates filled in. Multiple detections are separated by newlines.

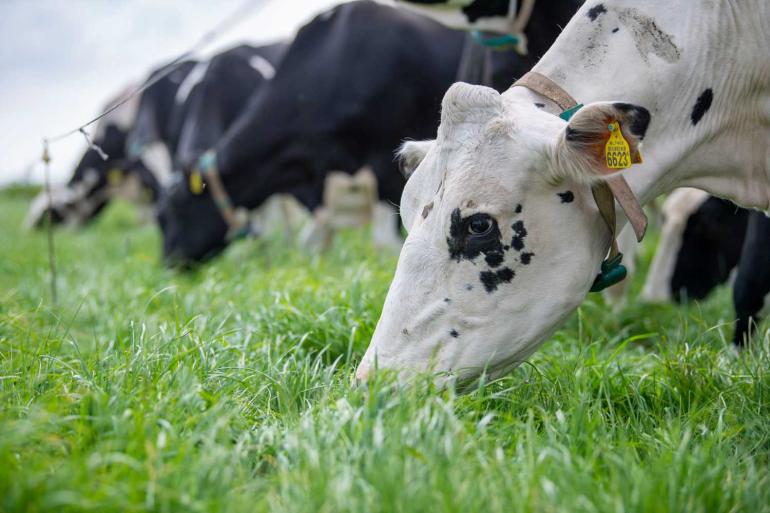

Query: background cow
left=641, top=189, right=770, bottom=345
left=25, top=61, right=196, bottom=228
left=26, top=43, right=287, bottom=229
left=158, top=0, right=583, bottom=265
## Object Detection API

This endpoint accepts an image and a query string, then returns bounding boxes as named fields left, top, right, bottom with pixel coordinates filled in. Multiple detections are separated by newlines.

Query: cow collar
left=195, top=150, right=253, bottom=241
left=471, top=0, right=536, bottom=55
left=512, top=71, right=648, bottom=292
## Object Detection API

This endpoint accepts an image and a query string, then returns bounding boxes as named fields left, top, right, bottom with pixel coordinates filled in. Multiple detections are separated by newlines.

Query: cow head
left=357, top=83, right=650, bottom=383
left=642, top=190, right=749, bottom=303
left=156, top=172, right=229, bottom=266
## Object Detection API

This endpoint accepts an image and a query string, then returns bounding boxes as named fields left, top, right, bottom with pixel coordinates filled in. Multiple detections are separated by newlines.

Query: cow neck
left=512, top=71, right=648, bottom=292
left=196, top=150, right=252, bottom=241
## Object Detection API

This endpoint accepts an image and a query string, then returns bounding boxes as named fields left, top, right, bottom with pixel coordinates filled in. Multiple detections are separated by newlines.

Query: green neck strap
left=471, top=30, right=522, bottom=51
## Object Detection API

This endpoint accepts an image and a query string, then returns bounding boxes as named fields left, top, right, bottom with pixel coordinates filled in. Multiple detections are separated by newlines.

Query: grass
left=1, top=189, right=768, bottom=513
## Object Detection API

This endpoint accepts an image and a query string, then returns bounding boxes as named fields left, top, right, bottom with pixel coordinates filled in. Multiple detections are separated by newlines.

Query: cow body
left=157, top=0, right=582, bottom=264
left=173, top=43, right=287, bottom=173
left=359, top=0, right=770, bottom=383
left=642, top=189, right=769, bottom=345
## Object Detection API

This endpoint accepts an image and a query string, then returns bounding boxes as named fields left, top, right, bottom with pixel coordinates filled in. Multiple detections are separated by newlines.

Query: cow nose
left=354, top=362, right=371, bottom=383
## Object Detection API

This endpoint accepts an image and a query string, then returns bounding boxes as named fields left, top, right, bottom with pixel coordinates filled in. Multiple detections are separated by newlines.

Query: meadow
left=1, top=187, right=768, bottom=513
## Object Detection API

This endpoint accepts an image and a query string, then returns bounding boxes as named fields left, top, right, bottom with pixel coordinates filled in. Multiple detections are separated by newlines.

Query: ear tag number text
left=605, top=121, right=633, bottom=170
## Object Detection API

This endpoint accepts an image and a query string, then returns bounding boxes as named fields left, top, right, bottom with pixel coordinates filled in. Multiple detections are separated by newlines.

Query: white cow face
left=357, top=83, right=650, bottom=383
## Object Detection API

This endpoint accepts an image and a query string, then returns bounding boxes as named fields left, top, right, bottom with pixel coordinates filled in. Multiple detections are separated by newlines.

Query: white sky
left=0, top=0, right=358, bottom=186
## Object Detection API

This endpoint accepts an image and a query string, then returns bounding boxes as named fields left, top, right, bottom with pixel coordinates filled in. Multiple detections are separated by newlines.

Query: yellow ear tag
left=107, top=168, right=123, bottom=185
left=605, top=121, right=633, bottom=170
left=189, top=171, right=204, bottom=195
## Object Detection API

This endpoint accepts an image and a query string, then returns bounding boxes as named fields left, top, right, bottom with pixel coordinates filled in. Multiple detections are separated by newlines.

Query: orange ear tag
left=189, top=171, right=204, bottom=195
left=604, top=121, right=635, bottom=170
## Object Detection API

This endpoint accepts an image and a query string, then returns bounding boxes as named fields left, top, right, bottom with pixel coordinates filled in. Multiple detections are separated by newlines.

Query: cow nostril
left=355, top=363, right=371, bottom=382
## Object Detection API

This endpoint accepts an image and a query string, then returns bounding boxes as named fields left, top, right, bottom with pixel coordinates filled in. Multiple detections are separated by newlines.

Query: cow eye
left=468, top=214, right=493, bottom=236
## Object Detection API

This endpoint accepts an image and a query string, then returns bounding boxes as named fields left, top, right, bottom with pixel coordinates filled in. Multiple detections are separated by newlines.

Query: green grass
left=1, top=190, right=768, bottom=513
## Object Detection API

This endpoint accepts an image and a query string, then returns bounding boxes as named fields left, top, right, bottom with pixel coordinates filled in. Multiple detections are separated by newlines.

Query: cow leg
left=299, top=207, right=334, bottom=252
left=365, top=151, right=405, bottom=251
left=732, top=212, right=770, bottom=346
left=372, top=202, right=403, bottom=252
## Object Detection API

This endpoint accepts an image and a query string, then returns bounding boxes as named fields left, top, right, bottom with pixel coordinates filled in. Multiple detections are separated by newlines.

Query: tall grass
left=1, top=192, right=768, bottom=512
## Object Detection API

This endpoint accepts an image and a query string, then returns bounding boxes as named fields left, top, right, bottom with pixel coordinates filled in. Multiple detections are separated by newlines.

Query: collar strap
left=511, top=71, right=649, bottom=292
left=512, top=71, right=578, bottom=111
left=196, top=150, right=252, bottom=241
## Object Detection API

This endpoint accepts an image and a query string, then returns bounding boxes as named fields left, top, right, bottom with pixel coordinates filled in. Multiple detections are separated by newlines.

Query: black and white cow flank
left=642, top=190, right=770, bottom=345
left=158, top=0, right=583, bottom=264
left=173, top=43, right=287, bottom=173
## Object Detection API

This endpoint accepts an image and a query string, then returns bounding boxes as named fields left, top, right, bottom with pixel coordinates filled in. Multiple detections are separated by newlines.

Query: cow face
left=156, top=174, right=229, bottom=266
left=642, top=190, right=749, bottom=303
left=357, top=83, right=650, bottom=383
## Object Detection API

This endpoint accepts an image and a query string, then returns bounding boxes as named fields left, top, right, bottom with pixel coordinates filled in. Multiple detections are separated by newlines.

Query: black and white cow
left=173, top=43, right=287, bottom=173
left=157, top=0, right=583, bottom=264
left=26, top=62, right=196, bottom=228
left=641, top=189, right=770, bottom=345
left=357, top=0, right=770, bottom=383
left=27, top=43, right=287, bottom=228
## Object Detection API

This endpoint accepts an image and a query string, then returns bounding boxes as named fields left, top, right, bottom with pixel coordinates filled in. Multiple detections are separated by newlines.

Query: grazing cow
left=641, top=189, right=769, bottom=345
left=25, top=62, right=196, bottom=228
left=157, top=0, right=582, bottom=265
left=171, top=43, right=287, bottom=173
left=357, top=0, right=770, bottom=383
left=27, top=43, right=287, bottom=228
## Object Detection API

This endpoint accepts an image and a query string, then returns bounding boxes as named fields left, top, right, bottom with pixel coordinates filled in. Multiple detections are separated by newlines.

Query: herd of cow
left=26, top=1, right=770, bottom=384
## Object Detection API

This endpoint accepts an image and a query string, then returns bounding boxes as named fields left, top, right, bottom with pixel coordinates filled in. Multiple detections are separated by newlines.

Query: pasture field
left=1, top=187, right=769, bottom=513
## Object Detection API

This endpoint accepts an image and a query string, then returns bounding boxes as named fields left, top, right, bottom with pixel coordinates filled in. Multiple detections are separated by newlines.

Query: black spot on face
left=558, top=191, right=575, bottom=203
left=534, top=103, right=546, bottom=109
left=465, top=284, right=474, bottom=291
left=448, top=208, right=505, bottom=268
left=480, top=267, right=515, bottom=293
left=402, top=328, right=409, bottom=335
left=612, top=27, right=620, bottom=33
left=690, top=88, right=713, bottom=126
left=515, top=204, right=523, bottom=214
left=520, top=252, right=534, bottom=265
left=511, top=220, right=527, bottom=251
left=450, top=329, right=459, bottom=338
left=587, top=3, right=607, bottom=21
left=613, top=103, right=651, bottom=139
left=443, top=297, right=451, bottom=303
left=421, top=201, right=434, bottom=219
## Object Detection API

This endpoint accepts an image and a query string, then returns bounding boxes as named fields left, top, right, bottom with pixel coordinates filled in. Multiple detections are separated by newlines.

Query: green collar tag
left=198, top=151, right=217, bottom=174
left=590, top=253, right=627, bottom=292
left=471, top=30, right=521, bottom=50
left=559, top=104, right=584, bottom=121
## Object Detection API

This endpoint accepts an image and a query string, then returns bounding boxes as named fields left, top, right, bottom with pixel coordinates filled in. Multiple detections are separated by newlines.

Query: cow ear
left=553, top=102, right=650, bottom=182
left=398, top=140, right=433, bottom=178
